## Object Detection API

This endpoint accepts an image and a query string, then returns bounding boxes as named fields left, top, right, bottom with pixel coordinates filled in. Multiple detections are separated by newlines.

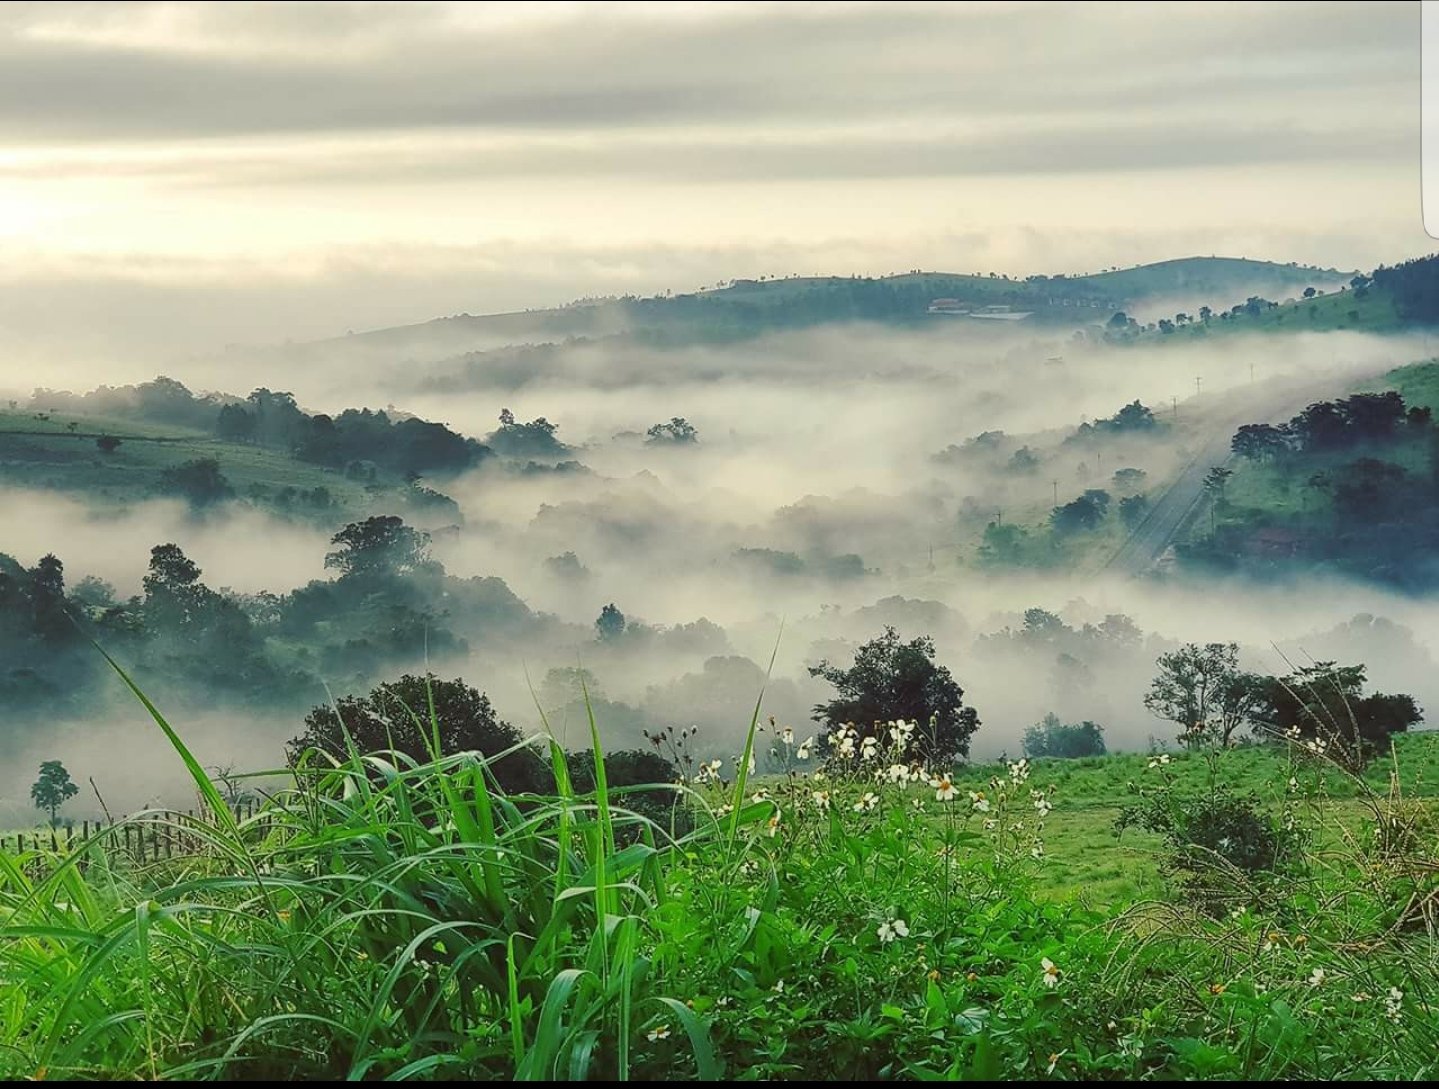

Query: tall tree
left=31, top=760, right=78, bottom=827
left=1144, top=643, right=1266, bottom=748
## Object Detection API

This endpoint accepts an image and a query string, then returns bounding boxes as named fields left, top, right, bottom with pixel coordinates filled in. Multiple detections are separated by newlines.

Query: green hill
left=0, top=407, right=403, bottom=521
left=266, top=256, right=1351, bottom=367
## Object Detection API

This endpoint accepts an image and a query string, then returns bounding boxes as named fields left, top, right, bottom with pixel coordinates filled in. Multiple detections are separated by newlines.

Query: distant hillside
left=1127, top=256, right=1439, bottom=342
left=249, top=256, right=1354, bottom=372
left=0, top=399, right=465, bottom=529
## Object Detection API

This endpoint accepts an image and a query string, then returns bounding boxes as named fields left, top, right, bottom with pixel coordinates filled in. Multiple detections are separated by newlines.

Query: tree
left=287, top=674, right=547, bottom=793
left=26, top=553, right=74, bottom=643
left=31, top=760, right=78, bottom=827
left=1253, top=662, right=1422, bottom=770
left=324, top=516, right=432, bottom=579
left=1111, top=467, right=1147, bottom=494
left=1119, top=494, right=1151, bottom=528
left=1199, top=305, right=1213, bottom=322
left=1008, top=446, right=1040, bottom=473
left=96, top=435, right=122, bottom=454
left=596, top=603, right=627, bottom=641
left=1023, top=713, right=1106, bottom=759
left=158, top=458, right=233, bottom=508
left=646, top=417, right=699, bottom=445
left=1303, top=287, right=1317, bottom=299
left=1144, top=643, right=1267, bottom=748
left=809, top=626, right=978, bottom=762
left=1202, top=467, right=1233, bottom=501
left=216, top=404, right=256, bottom=443
left=1231, top=423, right=1290, bottom=461
left=1050, top=489, right=1111, bottom=535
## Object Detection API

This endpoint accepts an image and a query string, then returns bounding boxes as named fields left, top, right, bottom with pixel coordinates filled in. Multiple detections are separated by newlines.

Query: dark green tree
left=324, top=516, right=433, bottom=579
left=288, top=674, right=547, bottom=793
left=31, top=760, right=78, bottom=827
left=809, top=626, right=978, bottom=762
left=596, top=603, right=627, bottom=641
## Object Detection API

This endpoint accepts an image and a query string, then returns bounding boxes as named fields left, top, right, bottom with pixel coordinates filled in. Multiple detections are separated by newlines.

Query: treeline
left=0, top=515, right=541, bottom=723
left=1371, top=254, right=1439, bottom=324
left=29, top=378, right=492, bottom=479
left=1189, top=388, right=1439, bottom=588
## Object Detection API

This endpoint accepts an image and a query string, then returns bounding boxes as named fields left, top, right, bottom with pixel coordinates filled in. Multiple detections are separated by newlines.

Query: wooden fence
left=0, top=801, right=272, bottom=871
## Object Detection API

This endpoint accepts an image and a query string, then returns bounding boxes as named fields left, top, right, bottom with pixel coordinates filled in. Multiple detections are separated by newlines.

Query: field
left=3, top=669, right=1438, bottom=1081
left=0, top=408, right=392, bottom=516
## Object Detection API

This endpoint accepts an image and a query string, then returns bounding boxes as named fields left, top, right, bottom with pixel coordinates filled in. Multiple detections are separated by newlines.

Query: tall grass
left=0, top=656, right=751, bottom=1080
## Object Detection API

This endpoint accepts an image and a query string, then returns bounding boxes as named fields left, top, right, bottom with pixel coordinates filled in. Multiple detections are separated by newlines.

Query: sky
left=0, top=0, right=1429, bottom=363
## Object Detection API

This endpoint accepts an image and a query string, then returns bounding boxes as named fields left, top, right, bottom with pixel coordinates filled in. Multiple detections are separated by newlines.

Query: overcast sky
left=0, top=0, right=1428, bottom=365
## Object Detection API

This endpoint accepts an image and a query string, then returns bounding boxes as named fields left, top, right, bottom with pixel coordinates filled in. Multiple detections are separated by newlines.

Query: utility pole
left=1249, top=361, right=1255, bottom=385
left=1052, top=480, right=1059, bottom=506
left=1195, top=376, right=1202, bottom=397
left=1172, top=395, right=1178, bottom=421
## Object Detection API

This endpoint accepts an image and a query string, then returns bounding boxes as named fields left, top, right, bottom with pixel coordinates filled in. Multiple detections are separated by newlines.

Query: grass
left=0, top=408, right=392, bottom=515
left=1146, top=287, right=1400, bottom=341
left=1376, top=359, right=1439, bottom=413
left=4, top=664, right=1439, bottom=1080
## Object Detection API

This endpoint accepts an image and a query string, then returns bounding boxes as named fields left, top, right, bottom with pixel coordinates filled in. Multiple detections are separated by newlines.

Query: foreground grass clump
left=2, top=687, right=1439, bottom=1079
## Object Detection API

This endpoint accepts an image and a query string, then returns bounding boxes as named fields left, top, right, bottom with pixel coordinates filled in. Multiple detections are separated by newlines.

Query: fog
left=3, top=306, right=1436, bottom=825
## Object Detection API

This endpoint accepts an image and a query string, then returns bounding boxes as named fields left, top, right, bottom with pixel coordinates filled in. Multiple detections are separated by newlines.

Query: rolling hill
left=228, top=256, right=1356, bottom=373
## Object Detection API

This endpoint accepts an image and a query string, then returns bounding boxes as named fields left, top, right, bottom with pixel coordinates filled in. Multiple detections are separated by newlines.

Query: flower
left=927, top=968, right=941, bottom=982
left=772, top=980, right=785, bottom=994
left=1351, top=991, right=1372, bottom=1003
left=1308, top=967, right=1327, bottom=987
left=647, top=1024, right=671, bottom=1042
left=877, top=917, right=910, bottom=944
left=1008, top=758, right=1030, bottom=784
left=1030, top=844, right=1046, bottom=861
left=932, top=775, right=956, bottom=802
left=747, top=752, right=757, bottom=775
left=1046, top=1051, right=1066, bottom=1075
left=1385, top=987, right=1403, bottom=1023
left=1032, top=792, right=1054, bottom=817
left=912, top=798, right=925, bottom=812
left=766, top=810, right=782, bottom=837
left=886, top=763, right=911, bottom=785
left=1209, top=983, right=1227, bottom=996
left=812, top=789, right=832, bottom=811
left=751, top=789, right=771, bottom=803
left=860, top=736, right=880, bottom=762
left=796, top=738, right=813, bottom=760
left=781, top=727, right=795, bottom=747
left=854, top=792, right=879, bottom=812
left=1040, top=957, right=1061, bottom=988
left=1146, top=753, right=1172, bottom=769
left=969, top=791, right=991, bottom=813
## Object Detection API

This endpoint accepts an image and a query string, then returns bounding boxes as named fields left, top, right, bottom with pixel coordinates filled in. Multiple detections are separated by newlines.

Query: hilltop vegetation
left=1179, top=378, right=1439, bottom=589
left=269, top=256, right=1352, bottom=380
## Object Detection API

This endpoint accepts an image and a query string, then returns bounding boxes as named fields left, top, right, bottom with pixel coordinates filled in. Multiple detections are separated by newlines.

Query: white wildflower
left=1040, top=957, right=1061, bottom=988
